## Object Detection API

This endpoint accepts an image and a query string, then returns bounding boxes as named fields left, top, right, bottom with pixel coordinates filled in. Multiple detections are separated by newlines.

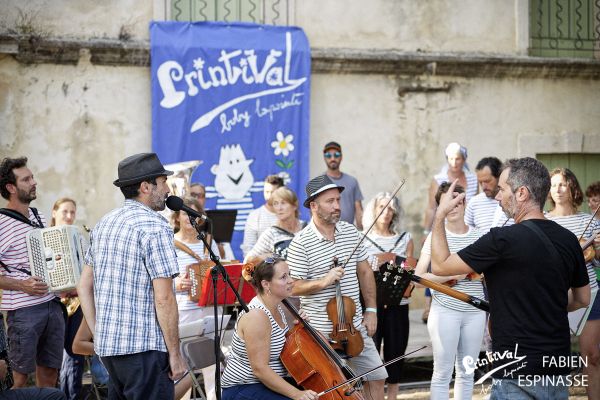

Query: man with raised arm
left=431, top=157, right=590, bottom=399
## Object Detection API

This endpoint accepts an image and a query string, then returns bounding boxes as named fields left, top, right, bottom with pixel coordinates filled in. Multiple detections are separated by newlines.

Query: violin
left=325, top=257, right=364, bottom=358
left=280, top=299, right=365, bottom=400
left=580, top=233, right=598, bottom=263
left=577, top=205, right=600, bottom=264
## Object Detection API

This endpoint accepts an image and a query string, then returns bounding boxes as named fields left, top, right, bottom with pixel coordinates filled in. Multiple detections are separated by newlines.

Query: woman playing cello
left=221, top=256, right=318, bottom=400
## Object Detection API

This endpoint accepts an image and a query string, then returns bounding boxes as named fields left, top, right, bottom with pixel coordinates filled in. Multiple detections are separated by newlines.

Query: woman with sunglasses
left=415, top=183, right=485, bottom=400
left=221, top=256, right=318, bottom=400
left=547, top=168, right=600, bottom=399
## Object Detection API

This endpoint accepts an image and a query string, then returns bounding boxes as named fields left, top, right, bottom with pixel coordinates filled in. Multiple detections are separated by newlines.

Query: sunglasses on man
left=324, top=151, right=342, bottom=159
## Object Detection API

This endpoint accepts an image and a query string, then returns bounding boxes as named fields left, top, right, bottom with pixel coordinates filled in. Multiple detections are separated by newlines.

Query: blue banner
left=150, top=21, right=310, bottom=260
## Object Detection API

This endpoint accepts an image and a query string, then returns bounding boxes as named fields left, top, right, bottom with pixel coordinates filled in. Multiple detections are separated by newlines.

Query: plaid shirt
left=85, top=200, right=179, bottom=357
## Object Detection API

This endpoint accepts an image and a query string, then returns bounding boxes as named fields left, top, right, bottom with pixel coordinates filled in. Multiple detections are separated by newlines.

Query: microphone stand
left=190, top=216, right=249, bottom=400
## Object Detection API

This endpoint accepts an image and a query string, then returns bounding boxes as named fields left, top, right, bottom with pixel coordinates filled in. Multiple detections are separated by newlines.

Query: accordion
left=26, top=226, right=89, bottom=292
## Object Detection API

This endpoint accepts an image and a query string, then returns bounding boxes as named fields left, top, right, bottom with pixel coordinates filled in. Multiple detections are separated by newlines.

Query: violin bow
left=578, top=203, right=600, bottom=241
left=340, top=179, right=406, bottom=271
left=316, top=345, right=427, bottom=397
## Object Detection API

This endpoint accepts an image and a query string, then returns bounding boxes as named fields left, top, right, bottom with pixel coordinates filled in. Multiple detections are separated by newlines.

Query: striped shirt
left=491, top=204, right=515, bottom=228
left=546, top=212, right=599, bottom=288
left=175, top=240, right=220, bottom=311
left=240, top=205, right=279, bottom=256
left=0, top=210, right=55, bottom=310
left=245, top=224, right=304, bottom=261
left=363, top=232, right=412, bottom=306
left=287, top=221, right=368, bottom=334
left=85, top=200, right=179, bottom=357
left=434, top=170, right=478, bottom=202
left=464, top=193, right=498, bottom=232
left=221, top=297, right=288, bottom=387
left=422, top=227, right=485, bottom=312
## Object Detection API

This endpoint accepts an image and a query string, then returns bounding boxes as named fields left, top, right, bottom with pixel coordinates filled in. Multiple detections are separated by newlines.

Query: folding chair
left=180, top=336, right=219, bottom=400
left=83, top=355, right=108, bottom=400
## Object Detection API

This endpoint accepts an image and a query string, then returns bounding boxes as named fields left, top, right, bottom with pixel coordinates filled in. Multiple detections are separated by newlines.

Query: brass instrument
left=164, top=160, right=202, bottom=198
left=61, top=296, right=81, bottom=317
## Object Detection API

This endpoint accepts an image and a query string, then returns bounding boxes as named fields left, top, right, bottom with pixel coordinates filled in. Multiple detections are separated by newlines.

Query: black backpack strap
left=521, top=220, right=562, bottom=264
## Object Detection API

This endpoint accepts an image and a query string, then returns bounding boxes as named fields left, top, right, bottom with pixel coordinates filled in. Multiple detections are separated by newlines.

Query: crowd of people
left=0, top=139, right=599, bottom=400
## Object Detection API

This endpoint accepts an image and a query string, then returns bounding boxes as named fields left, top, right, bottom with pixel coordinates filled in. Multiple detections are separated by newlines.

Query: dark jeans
left=59, top=308, right=84, bottom=400
left=222, top=383, right=290, bottom=400
left=101, top=351, right=173, bottom=400
left=0, top=387, right=66, bottom=400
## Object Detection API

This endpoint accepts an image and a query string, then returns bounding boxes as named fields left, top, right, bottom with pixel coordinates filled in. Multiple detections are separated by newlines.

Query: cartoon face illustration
left=210, top=144, right=255, bottom=199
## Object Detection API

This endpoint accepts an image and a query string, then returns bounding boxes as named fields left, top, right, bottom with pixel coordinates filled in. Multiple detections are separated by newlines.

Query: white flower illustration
left=271, top=131, right=295, bottom=157
left=193, top=57, right=205, bottom=70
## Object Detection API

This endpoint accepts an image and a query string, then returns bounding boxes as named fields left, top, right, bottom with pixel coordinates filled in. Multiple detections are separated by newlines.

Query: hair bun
left=242, top=262, right=255, bottom=282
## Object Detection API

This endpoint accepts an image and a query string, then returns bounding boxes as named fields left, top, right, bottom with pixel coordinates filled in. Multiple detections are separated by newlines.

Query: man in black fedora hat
left=78, top=152, right=186, bottom=399
left=286, top=175, right=386, bottom=399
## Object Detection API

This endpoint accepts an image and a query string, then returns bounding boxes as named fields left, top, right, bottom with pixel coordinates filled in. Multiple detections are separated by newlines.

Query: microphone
left=166, top=196, right=210, bottom=221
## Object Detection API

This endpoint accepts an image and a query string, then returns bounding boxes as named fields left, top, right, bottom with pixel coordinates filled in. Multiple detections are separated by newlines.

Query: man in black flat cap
left=322, top=141, right=364, bottom=230
left=286, top=175, right=386, bottom=399
left=78, top=153, right=186, bottom=400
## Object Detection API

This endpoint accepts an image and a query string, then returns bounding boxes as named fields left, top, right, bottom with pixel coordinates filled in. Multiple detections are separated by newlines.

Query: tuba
left=164, top=160, right=203, bottom=198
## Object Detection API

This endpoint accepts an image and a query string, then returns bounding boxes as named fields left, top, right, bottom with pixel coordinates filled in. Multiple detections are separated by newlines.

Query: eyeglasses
left=189, top=192, right=205, bottom=199
left=324, top=152, right=342, bottom=159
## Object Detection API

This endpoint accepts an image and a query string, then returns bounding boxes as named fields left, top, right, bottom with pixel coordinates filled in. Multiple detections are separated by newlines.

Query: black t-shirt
left=458, top=219, right=588, bottom=378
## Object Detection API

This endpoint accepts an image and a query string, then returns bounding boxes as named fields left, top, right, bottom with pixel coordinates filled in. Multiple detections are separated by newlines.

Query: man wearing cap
left=78, top=153, right=186, bottom=399
left=286, top=175, right=386, bottom=399
left=0, top=156, right=65, bottom=389
left=322, top=141, right=364, bottom=230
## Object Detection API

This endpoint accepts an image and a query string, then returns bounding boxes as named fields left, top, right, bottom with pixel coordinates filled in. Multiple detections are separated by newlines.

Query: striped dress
left=363, top=232, right=412, bottom=306
left=422, top=227, right=485, bottom=312
left=546, top=212, right=599, bottom=289
left=221, top=297, right=289, bottom=387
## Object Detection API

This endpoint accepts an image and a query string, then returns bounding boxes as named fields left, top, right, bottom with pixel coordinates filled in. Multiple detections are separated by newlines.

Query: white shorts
left=346, top=325, right=388, bottom=381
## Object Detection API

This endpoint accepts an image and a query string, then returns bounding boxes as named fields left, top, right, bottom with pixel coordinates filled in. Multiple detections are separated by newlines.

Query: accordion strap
left=0, top=207, right=44, bottom=228
left=174, top=240, right=204, bottom=262
left=0, top=208, right=40, bottom=276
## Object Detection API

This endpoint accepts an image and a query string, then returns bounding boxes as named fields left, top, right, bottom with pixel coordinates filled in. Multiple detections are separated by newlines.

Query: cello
left=280, top=298, right=366, bottom=400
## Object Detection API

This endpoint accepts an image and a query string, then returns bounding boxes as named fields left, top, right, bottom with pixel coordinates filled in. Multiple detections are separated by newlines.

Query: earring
left=267, top=288, right=272, bottom=296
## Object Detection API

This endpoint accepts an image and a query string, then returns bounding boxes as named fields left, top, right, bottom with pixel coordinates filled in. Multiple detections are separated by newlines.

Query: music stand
left=205, top=210, right=237, bottom=243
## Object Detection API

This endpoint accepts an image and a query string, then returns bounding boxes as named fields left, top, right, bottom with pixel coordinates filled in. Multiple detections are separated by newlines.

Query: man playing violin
left=431, top=157, right=590, bottom=400
left=286, top=175, right=386, bottom=400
